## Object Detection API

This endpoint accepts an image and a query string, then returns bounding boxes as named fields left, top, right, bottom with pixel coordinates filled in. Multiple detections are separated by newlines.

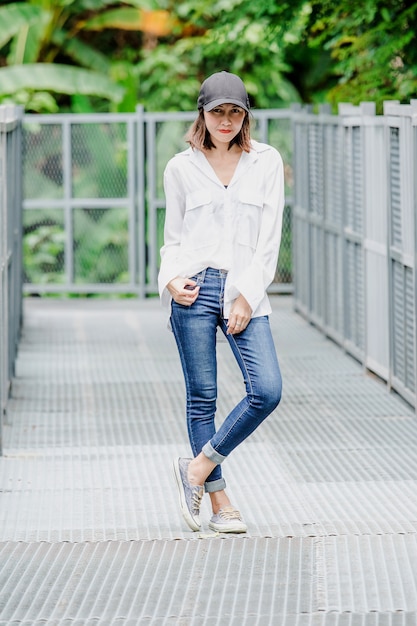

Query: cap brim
left=203, top=98, right=249, bottom=112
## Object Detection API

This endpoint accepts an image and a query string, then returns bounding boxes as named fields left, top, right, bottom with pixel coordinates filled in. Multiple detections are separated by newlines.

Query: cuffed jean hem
left=205, top=477, right=227, bottom=493
left=202, top=441, right=227, bottom=465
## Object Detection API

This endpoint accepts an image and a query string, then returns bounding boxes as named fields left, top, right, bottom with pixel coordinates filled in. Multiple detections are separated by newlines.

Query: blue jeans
left=170, top=268, right=282, bottom=493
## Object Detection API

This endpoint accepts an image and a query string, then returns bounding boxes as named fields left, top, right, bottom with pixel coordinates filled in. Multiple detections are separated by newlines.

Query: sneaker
left=173, top=457, right=204, bottom=531
left=208, top=506, right=247, bottom=533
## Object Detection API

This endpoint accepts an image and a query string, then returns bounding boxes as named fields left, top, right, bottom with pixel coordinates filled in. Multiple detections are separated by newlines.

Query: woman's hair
left=185, top=109, right=252, bottom=153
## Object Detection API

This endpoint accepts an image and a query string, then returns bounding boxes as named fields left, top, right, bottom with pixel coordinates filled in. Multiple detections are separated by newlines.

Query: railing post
left=359, top=103, right=389, bottom=380
left=135, top=105, right=146, bottom=298
left=414, top=110, right=417, bottom=409
left=0, top=107, right=6, bottom=454
left=0, top=105, right=23, bottom=455
left=292, top=106, right=313, bottom=317
left=320, top=105, right=344, bottom=342
left=384, top=100, right=417, bottom=408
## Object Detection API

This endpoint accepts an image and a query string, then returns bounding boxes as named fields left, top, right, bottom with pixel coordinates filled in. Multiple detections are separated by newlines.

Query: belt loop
left=196, top=269, right=206, bottom=286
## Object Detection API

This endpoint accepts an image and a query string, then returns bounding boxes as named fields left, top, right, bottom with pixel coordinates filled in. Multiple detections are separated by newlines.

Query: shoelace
left=218, top=506, right=241, bottom=520
left=191, top=485, right=204, bottom=514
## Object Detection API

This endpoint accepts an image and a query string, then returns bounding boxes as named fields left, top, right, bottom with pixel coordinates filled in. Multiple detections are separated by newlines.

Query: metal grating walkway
left=1, top=297, right=417, bottom=625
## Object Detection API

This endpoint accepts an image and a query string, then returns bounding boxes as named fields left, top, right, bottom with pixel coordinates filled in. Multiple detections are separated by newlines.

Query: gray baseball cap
left=197, top=71, right=250, bottom=112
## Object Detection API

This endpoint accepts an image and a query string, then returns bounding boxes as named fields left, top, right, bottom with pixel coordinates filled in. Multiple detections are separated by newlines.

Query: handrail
left=0, top=104, right=23, bottom=455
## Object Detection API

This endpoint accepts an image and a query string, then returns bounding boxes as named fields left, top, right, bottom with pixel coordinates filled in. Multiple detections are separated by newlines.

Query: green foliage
left=0, top=63, right=123, bottom=103
left=1, top=0, right=416, bottom=112
left=277, top=204, right=292, bottom=284
left=0, top=4, right=45, bottom=51
left=306, top=0, right=417, bottom=110
left=23, top=207, right=129, bottom=287
left=23, top=211, right=65, bottom=285
left=136, top=0, right=305, bottom=111
left=23, top=120, right=131, bottom=288
left=7, top=0, right=417, bottom=295
left=0, top=0, right=157, bottom=111
left=82, top=6, right=145, bottom=29
left=73, top=208, right=129, bottom=284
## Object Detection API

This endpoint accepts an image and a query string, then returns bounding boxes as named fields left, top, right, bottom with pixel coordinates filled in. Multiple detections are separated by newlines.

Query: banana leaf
left=52, top=29, right=110, bottom=73
left=83, top=7, right=171, bottom=35
left=0, top=63, right=124, bottom=101
left=0, top=3, right=46, bottom=50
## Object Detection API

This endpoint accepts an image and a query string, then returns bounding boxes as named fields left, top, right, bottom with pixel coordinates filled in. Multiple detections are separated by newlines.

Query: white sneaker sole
left=208, top=521, right=247, bottom=533
left=173, top=458, right=201, bottom=532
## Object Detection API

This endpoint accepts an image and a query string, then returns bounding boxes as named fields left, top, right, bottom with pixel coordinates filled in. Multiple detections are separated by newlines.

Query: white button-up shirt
left=158, top=140, right=285, bottom=320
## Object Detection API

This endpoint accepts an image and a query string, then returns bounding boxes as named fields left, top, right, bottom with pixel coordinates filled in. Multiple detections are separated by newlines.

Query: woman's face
left=204, top=103, right=246, bottom=146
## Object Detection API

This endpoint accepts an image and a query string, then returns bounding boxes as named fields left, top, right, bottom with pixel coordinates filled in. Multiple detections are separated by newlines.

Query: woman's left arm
left=233, top=148, right=285, bottom=313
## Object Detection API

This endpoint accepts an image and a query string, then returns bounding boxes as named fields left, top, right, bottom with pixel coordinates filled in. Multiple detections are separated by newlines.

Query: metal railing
left=3, top=100, right=417, bottom=455
left=22, top=108, right=294, bottom=297
left=0, top=105, right=23, bottom=454
left=292, top=100, right=417, bottom=409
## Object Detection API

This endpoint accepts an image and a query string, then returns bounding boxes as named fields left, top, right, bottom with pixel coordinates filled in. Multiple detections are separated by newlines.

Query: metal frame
left=292, top=101, right=417, bottom=411
left=4, top=102, right=417, bottom=441
left=22, top=108, right=295, bottom=297
left=0, top=105, right=23, bottom=454
left=414, top=113, right=417, bottom=407
left=23, top=112, right=140, bottom=294
left=384, top=104, right=416, bottom=406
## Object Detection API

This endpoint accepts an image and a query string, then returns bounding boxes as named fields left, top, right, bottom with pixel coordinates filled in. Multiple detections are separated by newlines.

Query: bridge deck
left=1, top=297, right=416, bottom=625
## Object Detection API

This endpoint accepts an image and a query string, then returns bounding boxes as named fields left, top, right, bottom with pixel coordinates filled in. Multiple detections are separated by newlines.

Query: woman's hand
left=227, top=294, right=252, bottom=334
left=167, top=277, right=200, bottom=306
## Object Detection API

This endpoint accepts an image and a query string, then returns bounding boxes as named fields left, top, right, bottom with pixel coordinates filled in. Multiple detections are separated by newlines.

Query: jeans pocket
left=190, top=269, right=206, bottom=287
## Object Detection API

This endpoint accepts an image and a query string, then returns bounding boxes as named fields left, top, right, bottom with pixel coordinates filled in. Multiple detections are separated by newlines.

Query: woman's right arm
left=158, top=161, right=184, bottom=301
left=167, top=276, right=200, bottom=305
left=158, top=160, right=199, bottom=306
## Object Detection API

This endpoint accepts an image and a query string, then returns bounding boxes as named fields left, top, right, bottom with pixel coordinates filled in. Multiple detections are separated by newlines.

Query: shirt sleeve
left=157, top=159, right=185, bottom=307
left=233, top=148, right=285, bottom=313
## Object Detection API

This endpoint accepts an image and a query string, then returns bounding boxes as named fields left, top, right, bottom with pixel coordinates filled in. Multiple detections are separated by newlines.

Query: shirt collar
left=186, top=141, right=260, bottom=188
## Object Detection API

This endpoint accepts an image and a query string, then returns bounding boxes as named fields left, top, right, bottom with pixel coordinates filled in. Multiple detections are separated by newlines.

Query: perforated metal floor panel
left=1, top=536, right=417, bottom=625
left=1, top=297, right=416, bottom=624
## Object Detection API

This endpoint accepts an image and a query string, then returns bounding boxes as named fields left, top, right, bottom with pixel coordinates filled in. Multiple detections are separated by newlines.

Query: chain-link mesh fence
left=23, top=118, right=134, bottom=292
left=23, top=110, right=294, bottom=295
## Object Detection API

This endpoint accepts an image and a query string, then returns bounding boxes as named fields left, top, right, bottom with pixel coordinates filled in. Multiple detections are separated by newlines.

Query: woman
left=158, top=71, right=284, bottom=533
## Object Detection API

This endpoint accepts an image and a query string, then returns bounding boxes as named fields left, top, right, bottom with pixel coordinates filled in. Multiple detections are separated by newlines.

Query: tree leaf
left=83, top=7, right=171, bottom=35
left=0, top=64, right=124, bottom=101
left=52, top=29, right=110, bottom=73
left=83, top=7, right=142, bottom=30
left=0, top=3, right=47, bottom=50
left=8, top=20, right=46, bottom=65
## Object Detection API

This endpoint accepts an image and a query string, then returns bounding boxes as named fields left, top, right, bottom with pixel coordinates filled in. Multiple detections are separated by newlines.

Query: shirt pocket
left=181, top=190, right=217, bottom=250
left=237, top=190, right=263, bottom=249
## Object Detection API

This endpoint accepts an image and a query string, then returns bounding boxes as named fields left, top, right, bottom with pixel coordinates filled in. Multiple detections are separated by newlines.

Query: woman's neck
left=203, top=143, right=243, bottom=186
left=205, top=139, right=241, bottom=156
